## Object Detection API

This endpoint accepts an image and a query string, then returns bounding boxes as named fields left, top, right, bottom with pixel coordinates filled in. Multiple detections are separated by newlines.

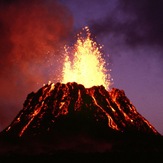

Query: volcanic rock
left=3, top=82, right=158, bottom=138
left=0, top=82, right=162, bottom=160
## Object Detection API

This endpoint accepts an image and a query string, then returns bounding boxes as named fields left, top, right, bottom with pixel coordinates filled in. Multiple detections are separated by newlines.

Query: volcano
left=0, top=82, right=162, bottom=159
left=2, top=82, right=159, bottom=137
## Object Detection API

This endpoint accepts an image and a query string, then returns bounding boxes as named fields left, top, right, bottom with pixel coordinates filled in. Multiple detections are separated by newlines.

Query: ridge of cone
left=3, top=82, right=159, bottom=138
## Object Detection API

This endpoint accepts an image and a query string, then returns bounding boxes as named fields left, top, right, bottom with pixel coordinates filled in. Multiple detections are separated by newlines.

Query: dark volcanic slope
left=3, top=82, right=158, bottom=138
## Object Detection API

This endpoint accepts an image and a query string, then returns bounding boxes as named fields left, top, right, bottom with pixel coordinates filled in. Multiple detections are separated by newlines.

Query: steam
left=0, top=0, right=73, bottom=130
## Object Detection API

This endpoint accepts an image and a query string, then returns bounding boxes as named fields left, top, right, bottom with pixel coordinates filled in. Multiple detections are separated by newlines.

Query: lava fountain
left=61, top=26, right=111, bottom=90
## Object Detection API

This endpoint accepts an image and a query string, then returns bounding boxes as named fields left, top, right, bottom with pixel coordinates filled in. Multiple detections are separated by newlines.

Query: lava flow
left=4, top=82, right=158, bottom=138
left=62, top=26, right=110, bottom=90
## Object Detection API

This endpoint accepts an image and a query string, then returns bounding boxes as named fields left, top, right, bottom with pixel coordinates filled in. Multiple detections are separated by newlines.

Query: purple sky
left=0, top=0, right=163, bottom=135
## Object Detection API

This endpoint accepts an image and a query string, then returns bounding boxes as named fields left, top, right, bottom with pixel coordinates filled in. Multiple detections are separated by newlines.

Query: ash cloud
left=90, top=0, right=163, bottom=48
left=0, top=0, right=73, bottom=130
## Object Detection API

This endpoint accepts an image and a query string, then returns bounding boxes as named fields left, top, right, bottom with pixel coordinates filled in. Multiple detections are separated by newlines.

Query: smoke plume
left=0, top=0, right=73, bottom=130
left=90, top=0, right=163, bottom=50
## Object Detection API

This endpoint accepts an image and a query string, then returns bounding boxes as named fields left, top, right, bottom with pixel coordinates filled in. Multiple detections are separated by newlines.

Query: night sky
left=0, top=0, right=163, bottom=135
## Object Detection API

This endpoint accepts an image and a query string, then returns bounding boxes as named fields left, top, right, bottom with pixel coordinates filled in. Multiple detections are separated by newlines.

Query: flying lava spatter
left=61, top=26, right=111, bottom=90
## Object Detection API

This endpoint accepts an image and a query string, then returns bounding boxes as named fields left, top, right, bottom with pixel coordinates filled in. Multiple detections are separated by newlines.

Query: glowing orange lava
left=61, top=26, right=111, bottom=89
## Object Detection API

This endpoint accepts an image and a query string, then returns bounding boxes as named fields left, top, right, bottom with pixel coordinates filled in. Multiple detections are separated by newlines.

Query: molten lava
left=62, top=26, right=110, bottom=89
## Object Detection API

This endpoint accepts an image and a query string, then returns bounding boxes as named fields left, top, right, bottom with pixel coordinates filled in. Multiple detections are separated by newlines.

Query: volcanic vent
left=2, top=27, right=159, bottom=138
left=4, top=82, right=158, bottom=138
left=0, top=27, right=161, bottom=157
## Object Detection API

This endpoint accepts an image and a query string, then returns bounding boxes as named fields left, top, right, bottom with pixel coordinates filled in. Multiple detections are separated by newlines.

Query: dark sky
left=0, top=0, right=163, bottom=135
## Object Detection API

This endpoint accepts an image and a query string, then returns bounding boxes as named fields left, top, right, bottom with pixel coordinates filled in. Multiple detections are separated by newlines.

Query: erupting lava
left=62, top=26, right=110, bottom=89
